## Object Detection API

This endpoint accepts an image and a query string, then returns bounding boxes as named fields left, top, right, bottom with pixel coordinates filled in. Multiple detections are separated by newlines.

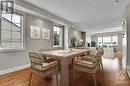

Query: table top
left=40, top=48, right=90, bottom=58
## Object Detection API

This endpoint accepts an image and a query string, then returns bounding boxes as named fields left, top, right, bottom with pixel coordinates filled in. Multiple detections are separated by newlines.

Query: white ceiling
left=25, top=0, right=130, bottom=32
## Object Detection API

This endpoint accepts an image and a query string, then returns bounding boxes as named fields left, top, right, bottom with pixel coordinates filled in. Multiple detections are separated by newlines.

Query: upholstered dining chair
left=82, top=48, right=104, bottom=71
left=29, top=52, right=59, bottom=86
left=73, top=50, right=103, bottom=86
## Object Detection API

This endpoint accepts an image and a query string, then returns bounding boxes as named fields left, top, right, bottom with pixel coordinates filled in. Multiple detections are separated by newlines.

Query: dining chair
left=82, top=48, right=104, bottom=71
left=29, top=52, right=59, bottom=86
left=73, top=50, right=103, bottom=86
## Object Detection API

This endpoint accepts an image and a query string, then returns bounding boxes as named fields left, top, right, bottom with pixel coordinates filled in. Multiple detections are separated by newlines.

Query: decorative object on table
left=42, top=28, right=50, bottom=39
left=30, top=25, right=40, bottom=39
left=71, top=37, right=77, bottom=47
left=79, top=39, right=83, bottom=46
left=74, top=41, right=78, bottom=47
left=58, top=49, right=72, bottom=54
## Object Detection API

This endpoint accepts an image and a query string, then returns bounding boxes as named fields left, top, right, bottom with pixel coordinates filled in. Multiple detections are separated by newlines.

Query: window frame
left=0, top=10, right=25, bottom=52
left=53, top=23, right=63, bottom=48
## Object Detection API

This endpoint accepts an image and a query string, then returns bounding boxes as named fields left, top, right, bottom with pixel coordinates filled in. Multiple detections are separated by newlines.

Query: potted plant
left=91, top=41, right=96, bottom=47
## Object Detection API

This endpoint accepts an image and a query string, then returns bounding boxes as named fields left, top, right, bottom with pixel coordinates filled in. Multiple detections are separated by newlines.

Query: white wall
left=122, top=7, right=127, bottom=69
left=125, top=4, right=130, bottom=67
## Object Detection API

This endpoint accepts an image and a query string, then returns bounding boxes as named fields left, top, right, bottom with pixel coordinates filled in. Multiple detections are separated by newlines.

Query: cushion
left=74, top=60, right=96, bottom=68
left=33, top=61, right=58, bottom=71
left=82, top=55, right=95, bottom=62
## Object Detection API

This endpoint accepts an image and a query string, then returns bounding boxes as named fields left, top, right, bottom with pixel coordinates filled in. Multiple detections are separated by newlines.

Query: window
left=103, top=36, right=111, bottom=44
left=53, top=24, right=63, bottom=47
left=98, top=35, right=118, bottom=47
left=0, top=13, right=24, bottom=50
left=98, top=37, right=102, bottom=45
left=112, top=36, right=118, bottom=45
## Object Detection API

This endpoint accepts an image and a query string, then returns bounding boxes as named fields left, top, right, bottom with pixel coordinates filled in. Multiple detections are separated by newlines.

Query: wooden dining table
left=40, top=48, right=90, bottom=86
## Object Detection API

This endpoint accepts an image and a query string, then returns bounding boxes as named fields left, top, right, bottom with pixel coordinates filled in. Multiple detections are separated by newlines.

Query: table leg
left=60, top=58, right=69, bottom=86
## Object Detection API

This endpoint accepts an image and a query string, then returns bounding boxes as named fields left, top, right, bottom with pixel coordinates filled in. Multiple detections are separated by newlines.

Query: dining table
left=40, top=48, right=90, bottom=86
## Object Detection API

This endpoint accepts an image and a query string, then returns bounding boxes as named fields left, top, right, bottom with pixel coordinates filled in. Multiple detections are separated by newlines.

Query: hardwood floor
left=0, top=57, right=130, bottom=86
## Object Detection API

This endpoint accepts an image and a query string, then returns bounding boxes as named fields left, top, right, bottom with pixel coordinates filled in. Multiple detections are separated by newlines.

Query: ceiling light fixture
left=114, top=0, right=120, bottom=4
left=121, top=19, right=126, bottom=25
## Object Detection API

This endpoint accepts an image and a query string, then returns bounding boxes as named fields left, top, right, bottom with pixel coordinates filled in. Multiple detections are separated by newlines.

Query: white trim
left=0, top=64, right=30, bottom=76
left=0, top=48, right=25, bottom=53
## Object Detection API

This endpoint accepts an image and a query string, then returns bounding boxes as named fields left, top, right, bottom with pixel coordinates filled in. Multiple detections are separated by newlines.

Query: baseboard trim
left=0, top=64, right=30, bottom=76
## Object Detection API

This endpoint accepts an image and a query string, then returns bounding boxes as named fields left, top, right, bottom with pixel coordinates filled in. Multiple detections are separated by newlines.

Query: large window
left=0, top=13, right=24, bottom=50
left=98, top=35, right=118, bottom=47
left=53, top=24, right=63, bottom=47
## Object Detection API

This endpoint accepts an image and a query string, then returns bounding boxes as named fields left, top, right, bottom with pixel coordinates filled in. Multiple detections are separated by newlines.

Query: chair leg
left=98, top=64, right=101, bottom=71
left=101, top=63, right=103, bottom=70
left=101, top=62, right=104, bottom=75
left=29, top=72, right=32, bottom=86
left=93, top=73, right=97, bottom=86
left=73, top=69, right=75, bottom=86
left=56, top=72, right=58, bottom=86
left=72, top=58, right=74, bottom=64
left=77, top=71, right=80, bottom=86
left=77, top=56, right=79, bottom=60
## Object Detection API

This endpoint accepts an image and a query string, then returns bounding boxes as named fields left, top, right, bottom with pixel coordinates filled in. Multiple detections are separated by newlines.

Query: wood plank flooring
left=0, top=57, right=130, bottom=86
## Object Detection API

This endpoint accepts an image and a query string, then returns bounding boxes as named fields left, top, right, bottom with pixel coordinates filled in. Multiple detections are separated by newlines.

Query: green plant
left=54, top=32, right=60, bottom=45
left=91, top=41, right=96, bottom=47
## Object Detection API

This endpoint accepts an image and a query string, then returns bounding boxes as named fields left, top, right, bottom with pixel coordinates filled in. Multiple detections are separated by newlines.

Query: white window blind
left=0, top=13, right=24, bottom=50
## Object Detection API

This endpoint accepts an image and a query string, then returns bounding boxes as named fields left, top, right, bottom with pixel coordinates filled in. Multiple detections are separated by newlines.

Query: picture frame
left=30, top=25, right=40, bottom=39
left=42, top=28, right=50, bottom=39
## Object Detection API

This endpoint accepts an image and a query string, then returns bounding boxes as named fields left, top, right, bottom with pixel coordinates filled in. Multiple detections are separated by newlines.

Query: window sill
left=53, top=46, right=63, bottom=49
left=0, top=48, right=25, bottom=53
left=53, top=45, right=61, bottom=47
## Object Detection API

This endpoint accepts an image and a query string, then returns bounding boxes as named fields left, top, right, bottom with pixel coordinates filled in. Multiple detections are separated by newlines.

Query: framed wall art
left=30, top=25, right=40, bottom=39
left=42, top=28, right=50, bottom=39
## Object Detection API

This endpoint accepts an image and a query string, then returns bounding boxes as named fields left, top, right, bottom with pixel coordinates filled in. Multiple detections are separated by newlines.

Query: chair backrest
left=39, top=49, right=52, bottom=61
left=94, top=50, right=103, bottom=62
left=89, top=48, right=98, bottom=56
left=29, top=52, right=43, bottom=69
left=97, top=47, right=104, bottom=55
